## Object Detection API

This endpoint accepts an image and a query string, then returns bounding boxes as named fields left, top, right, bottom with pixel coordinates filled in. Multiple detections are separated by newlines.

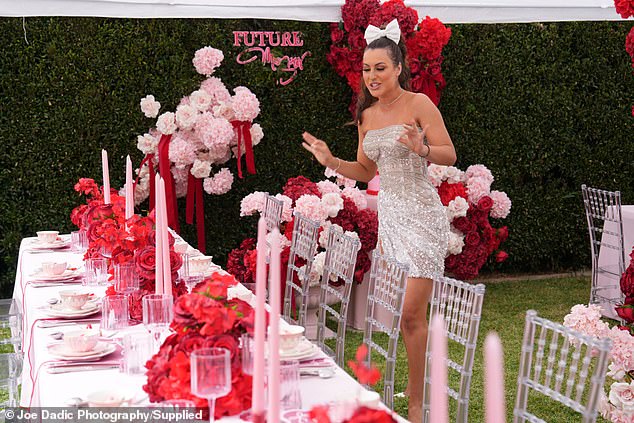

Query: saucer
left=281, top=409, right=311, bottom=423
left=29, top=238, right=70, bottom=250
left=49, top=342, right=116, bottom=361
left=31, top=268, right=81, bottom=281
left=280, top=338, right=319, bottom=360
left=44, top=302, right=100, bottom=318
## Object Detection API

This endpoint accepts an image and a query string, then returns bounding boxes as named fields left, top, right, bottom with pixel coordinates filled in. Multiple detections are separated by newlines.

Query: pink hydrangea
left=168, top=135, right=197, bottom=168
left=489, top=190, right=512, bottom=219
left=171, top=166, right=189, bottom=198
left=192, top=46, right=224, bottom=76
left=295, top=194, right=328, bottom=223
left=427, top=164, right=445, bottom=187
left=156, top=112, right=177, bottom=135
left=321, top=192, right=344, bottom=218
left=190, top=89, right=213, bottom=112
left=240, top=191, right=266, bottom=216
left=465, top=164, right=494, bottom=186
left=317, top=180, right=341, bottom=196
left=134, top=177, right=150, bottom=205
left=250, top=123, right=264, bottom=146
left=196, top=112, right=234, bottom=153
left=175, top=104, right=198, bottom=129
left=466, top=177, right=491, bottom=205
left=563, top=304, right=611, bottom=340
left=140, top=94, right=161, bottom=118
left=609, top=327, right=634, bottom=374
left=137, top=133, right=159, bottom=155
left=266, top=230, right=291, bottom=251
left=231, top=87, right=260, bottom=121
left=200, top=77, right=231, bottom=105
left=204, top=168, right=234, bottom=195
left=190, top=159, right=212, bottom=179
left=444, top=166, right=464, bottom=184
left=274, top=194, right=293, bottom=222
left=342, top=187, right=367, bottom=210
left=213, top=102, right=235, bottom=121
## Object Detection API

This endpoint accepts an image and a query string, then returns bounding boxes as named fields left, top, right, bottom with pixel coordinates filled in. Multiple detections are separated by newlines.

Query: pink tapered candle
left=159, top=178, right=172, bottom=297
left=430, top=315, right=448, bottom=423
left=125, top=155, right=134, bottom=220
left=154, top=174, right=164, bottom=295
left=267, top=229, right=281, bottom=423
left=485, top=332, right=506, bottom=423
left=252, top=218, right=268, bottom=418
left=101, top=149, right=111, bottom=204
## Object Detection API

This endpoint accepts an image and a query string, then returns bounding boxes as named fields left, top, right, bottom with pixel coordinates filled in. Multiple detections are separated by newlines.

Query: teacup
left=189, top=256, right=213, bottom=274
left=279, top=325, right=305, bottom=351
left=64, top=329, right=99, bottom=353
left=86, top=390, right=125, bottom=407
left=36, top=231, right=59, bottom=243
left=42, top=261, right=67, bottom=276
left=59, top=290, right=91, bottom=310
left=173, top=241, right=189, bottom=254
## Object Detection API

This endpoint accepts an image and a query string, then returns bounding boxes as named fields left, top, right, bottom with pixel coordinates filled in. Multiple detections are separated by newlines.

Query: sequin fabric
left=363, top=124, right=448, bottom=279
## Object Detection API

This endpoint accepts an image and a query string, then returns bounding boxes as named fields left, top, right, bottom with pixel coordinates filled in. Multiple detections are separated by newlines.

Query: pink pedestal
left=597, top=205, right=634, bottom=320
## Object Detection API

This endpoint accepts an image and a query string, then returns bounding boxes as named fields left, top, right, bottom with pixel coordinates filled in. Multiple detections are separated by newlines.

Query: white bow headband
left=364, top=19, right=401, bottom=45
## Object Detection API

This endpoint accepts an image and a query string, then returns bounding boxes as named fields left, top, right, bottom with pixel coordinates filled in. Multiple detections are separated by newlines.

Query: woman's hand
left=302, top=132, right=335, bottom=168
left=397, top=121, right=430, bottom=156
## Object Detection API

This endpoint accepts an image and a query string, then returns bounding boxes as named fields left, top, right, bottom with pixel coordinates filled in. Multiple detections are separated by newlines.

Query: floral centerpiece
left=134, top=46, right=264, bottom=251
left=563, top=304, right=634, bottom=422
left=427, top=163, right=511, bottom=280
left=616, top=247, right=634, bottom=332
left=226, top=171, right=378, bottom=292
left=143, top=272, right=255, bottom=419
left=328, top=0, right=452, bottom=115
left=70, top=177, right=187, bottom=319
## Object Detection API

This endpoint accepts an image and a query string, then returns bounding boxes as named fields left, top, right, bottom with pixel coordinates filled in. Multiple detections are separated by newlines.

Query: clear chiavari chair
left=263, top=193, right=284, bottom=233
left=362, top=250, right=409, bottom=410
left=581, top=184, right=626, bottom=311
left=315, top=225, right=361, bottom=367
left=423, top=276, right=486, bottom=423
left=282, top=211, right=321, bottom=327
left=513, top=310, right=612, bottom=423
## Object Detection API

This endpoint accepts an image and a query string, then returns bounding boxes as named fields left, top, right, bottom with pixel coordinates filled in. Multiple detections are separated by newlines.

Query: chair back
left=362, top=250, right=409, bottom=410
left=263, top=194, right=284, bottom=233
left=283, top=211, right=321, bottom=327
left=513, top=310, right=612, bottom=423
left=423, top=276, right=486, bottom=423
left=315, top=225, right=360, bottom=366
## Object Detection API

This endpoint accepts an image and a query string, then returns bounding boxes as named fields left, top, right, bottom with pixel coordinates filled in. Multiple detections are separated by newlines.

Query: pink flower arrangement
left=135, top=46, right=264, bottom=203
left=564, top=304, right=634, bottom=422
left=427, top=163, right=511, bottom=279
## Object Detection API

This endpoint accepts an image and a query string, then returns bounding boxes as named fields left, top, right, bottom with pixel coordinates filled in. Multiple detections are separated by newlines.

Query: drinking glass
left=70, top=230, right=88, bottom=253
left=184, top=274, right=204, bottom=293
left=178, top=252, right=190, bottom=280
left=142, top=294, right=173, bottom=351
left=84, top=258, right=109, bottom=286
left=122, top=331, right=153, bottom=375
left=280, top=359, right=302, bottom=411
left=101, top=295, right=129, bottom=330
left=114, top=262, right=140, bottom=295
left=160, top=399, right=196, bottom=409
left=190, top=348, right=231, bottom=423
left=240, top=333, right=254, bottom=376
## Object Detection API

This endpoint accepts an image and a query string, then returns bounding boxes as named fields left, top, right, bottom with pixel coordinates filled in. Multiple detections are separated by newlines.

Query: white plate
left=280, top=339, right=319, bottom=360
left=44, top=303, right=100, bottom=319
left=49, top=342, right=117, bottom=361
left=28, top=239, right=70, bottom=250
left=30, top=269, right=82, bottom=281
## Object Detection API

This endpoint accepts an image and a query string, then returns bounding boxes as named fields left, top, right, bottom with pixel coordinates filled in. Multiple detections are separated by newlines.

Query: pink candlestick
left=125, top=155, right=134, bottom=220
left=252, top=218, right=268, bottom=418
left=430, top=315, right=448, bottom=423
left=154, top=174, right=164, bottom=295
left=485, top=332, right=506, bottom=423
left=101, top=149, right=111, bottom=204
left=159, top=179, right=172, bottom=297
left=267, top=229, right=281, bottom=423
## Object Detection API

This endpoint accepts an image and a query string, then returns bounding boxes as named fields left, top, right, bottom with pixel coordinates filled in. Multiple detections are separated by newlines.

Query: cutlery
left=38, top=319, right=100, bottom=328
left=30, top=281, right=82, bottom=288
left=48, top=364, right=120, bottom=374
left=300, top=367, right=336, bottom=379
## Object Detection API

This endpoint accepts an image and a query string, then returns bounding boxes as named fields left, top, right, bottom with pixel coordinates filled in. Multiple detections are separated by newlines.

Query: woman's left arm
left=398, top=94, right=456, bottom=166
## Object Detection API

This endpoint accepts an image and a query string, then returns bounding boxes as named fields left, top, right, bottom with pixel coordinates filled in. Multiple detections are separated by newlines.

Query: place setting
left=28, top=261, right=83, bottom=285
left=40, top=289, right=100, bottom=319
left=25, top=231, right=71, bottom=252
left=47, top=328, right=118, bottom=362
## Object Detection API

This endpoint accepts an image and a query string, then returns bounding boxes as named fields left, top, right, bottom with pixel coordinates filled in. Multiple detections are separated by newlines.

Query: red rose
left=437, top=181, right=468, bottom=206
left=135, top=246, right=157, bottom=280
left=620, top=267, right=634, bottom=297
left=465, top=231, right=481, bottom=247
left=495, top=250, right=509, bottom=263
left=70, top=205, right=89, bottom=229
left=477, top=196, right=494, bottom=213
left=445, top=254, right=458, bottom=270
left=347, top=30, right=366, bottom=50
left=330, top=24, right=344, bottom=44
left=347, top=406, right=396, bottom=423
left=615, top=305, right=634, bottom=324
left=615, top=0, right=634, bottom=18
left=452, top=216, right=470, bottom=233
left=497, top=226, right=509, bottom=244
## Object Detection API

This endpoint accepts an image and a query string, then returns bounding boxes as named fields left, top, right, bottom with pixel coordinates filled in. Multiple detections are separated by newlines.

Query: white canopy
left=0, top=0, right=626, bottom=23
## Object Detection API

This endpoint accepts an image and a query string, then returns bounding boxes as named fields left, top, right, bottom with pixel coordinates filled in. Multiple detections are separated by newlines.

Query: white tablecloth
left=13, top=234, right=405, bottom=422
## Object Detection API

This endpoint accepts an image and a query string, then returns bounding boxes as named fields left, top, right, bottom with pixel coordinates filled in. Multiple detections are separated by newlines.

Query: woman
left=302, top=20, right=456, bottom=422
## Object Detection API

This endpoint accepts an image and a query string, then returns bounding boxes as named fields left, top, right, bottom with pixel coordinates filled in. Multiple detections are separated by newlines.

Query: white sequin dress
left=363, top=124, right=449, bottom=279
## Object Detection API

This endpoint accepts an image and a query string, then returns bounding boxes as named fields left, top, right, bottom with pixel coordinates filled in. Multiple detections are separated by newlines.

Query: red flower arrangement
left=328, top=0, right=452, bottom=115
left=143, top=272, right=255, bottom=419
left=615, top=0, right=634, bottom=18
left=617, top=248, right=634, bottom=333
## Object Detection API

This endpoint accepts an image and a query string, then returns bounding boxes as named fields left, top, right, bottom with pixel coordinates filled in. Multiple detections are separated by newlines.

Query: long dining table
left=12, top=233, right=406, bottom=422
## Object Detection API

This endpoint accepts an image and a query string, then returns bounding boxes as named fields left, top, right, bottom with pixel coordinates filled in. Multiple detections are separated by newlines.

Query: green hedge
left=0, top=18, right=632, bottom=296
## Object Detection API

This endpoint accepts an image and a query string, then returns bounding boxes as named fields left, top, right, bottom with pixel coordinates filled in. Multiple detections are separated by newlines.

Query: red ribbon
left=186, top=173, right=206, bottom=254
left=158, top=134, right=180, bottom=233
left=231, top=120, right=256, bottom=179
left=134, top=154, right=155, bottom=210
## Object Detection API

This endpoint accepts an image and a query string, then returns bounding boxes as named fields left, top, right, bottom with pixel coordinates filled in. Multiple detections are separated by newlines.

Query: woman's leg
left=400, top=277, right=433, bottom=423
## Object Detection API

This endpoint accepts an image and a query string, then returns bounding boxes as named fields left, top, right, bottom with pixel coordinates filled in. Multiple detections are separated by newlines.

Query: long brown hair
left=355, top=36, right=411, bottom=125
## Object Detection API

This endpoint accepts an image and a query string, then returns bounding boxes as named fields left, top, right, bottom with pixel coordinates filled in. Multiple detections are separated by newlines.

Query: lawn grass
left=337, top=275, right=610, bottom=422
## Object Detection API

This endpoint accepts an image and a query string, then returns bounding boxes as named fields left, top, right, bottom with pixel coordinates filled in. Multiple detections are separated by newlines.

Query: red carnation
left=282, top=176, right=321, bottom=203
left=437, top=181, right=468, bottom=206
left=368, top=0, right=418, bottom=35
